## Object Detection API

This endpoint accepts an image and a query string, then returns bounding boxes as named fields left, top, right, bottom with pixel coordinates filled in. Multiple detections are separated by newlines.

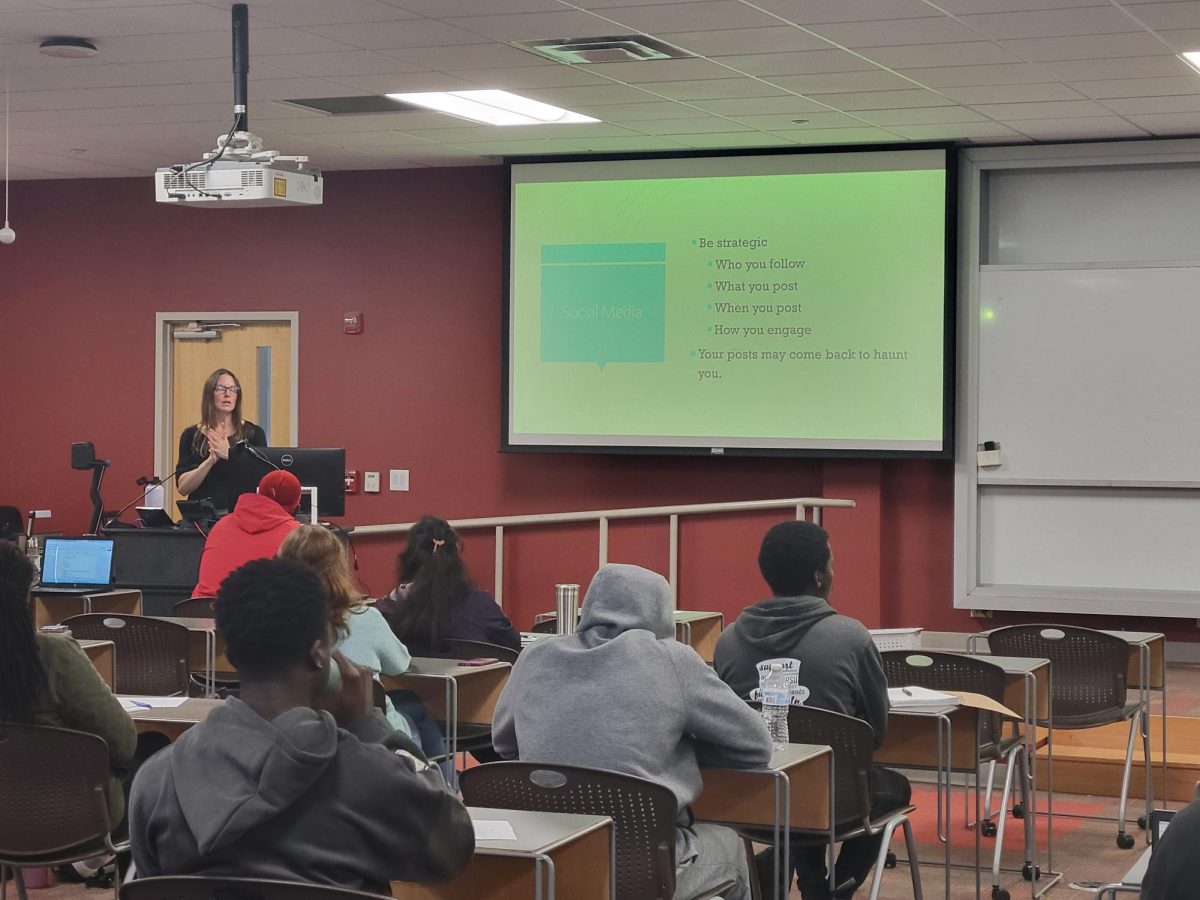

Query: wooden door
left=168, top=321, right=293, bottom=512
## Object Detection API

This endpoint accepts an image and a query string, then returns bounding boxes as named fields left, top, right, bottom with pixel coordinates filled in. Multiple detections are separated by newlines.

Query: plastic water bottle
left=760, top=663, right=791, bottom=749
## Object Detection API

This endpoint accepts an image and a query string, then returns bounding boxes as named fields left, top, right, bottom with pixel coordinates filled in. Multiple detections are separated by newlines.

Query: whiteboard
left=978, top=266, right=1200, bottom=485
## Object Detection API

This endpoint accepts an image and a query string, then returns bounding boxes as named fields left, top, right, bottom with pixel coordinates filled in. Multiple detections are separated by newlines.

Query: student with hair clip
left=377, top=515, right=520, bottom=654
left=278, top=524, right=417, bottom=741
left=176, top=368, right=267, bottom=512
left=0, top=542, right=136, bottom=834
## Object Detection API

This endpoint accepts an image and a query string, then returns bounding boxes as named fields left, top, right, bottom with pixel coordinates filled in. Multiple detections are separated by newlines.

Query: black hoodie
left=713, top=595, right=890, bottom=746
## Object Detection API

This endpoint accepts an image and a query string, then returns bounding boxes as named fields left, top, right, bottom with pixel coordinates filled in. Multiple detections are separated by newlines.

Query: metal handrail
left=353, top=496, right=854, bottom=607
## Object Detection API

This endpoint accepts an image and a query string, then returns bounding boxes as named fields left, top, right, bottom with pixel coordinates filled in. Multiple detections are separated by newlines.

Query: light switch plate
left=389, top=469, right=409, bottom=491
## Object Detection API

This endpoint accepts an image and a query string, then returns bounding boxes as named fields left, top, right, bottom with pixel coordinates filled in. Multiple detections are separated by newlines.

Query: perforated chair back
left=881, top=650, right=1008, bottom=747
left=785, top=706, right=875, bottom=829
left=423, top=638, right=520, bottom=664
left=0, top=723, right=114, bottom=862
left=986, top=625, right=1130, bottom=727
left=172, top=598, right=215, bottom=618
left=62, top=613, right=190, bottom=697
left=119, top=876, right=385, bottom=900
left=460, top=761, right=677, bottom=900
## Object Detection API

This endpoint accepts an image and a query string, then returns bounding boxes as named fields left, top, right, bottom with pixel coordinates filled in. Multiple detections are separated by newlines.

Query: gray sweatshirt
left=129, top=698, right=474, bottom=895
left=713, top=595, right=890, bottom=746
left=492, top=563, right=772, bottom=813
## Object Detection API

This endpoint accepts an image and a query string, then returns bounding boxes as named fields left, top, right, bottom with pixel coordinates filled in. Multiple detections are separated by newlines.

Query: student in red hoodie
left=191, top=470, right=302, bottom=598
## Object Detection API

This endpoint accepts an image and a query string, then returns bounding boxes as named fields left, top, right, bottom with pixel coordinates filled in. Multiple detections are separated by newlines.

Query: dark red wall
left=0, top=166, right=971, bottom=634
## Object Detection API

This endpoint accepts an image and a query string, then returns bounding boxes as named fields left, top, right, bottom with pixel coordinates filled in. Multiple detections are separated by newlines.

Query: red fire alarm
left=344, top=311, right=364, bottom=334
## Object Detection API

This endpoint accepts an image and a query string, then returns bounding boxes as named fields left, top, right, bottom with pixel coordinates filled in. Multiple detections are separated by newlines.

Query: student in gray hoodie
left=129, top=558, right=474, bottom=896
left=713, top=521, right=908, bottom=900
left=493, top=563, right=772, bottom=900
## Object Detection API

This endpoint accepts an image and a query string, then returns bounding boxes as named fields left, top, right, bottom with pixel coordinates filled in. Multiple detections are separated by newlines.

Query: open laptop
left=33, top=537, right=115, bottom=594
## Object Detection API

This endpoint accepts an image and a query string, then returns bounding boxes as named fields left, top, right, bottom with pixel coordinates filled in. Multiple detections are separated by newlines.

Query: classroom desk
left=31, top=588, right=141, bottom=630
left=79, top=639, right=115, bottom=690
left=381, top=657, right=512, bottom=787
left=128, top=697, right=222, bottom=742
left=673, top=611, right=724, bottom=663
left=392, top=807, right=614, bottom=900
left=694, top=743, right=833, bottom=900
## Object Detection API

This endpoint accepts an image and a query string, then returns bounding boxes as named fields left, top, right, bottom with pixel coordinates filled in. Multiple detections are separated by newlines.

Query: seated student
left=1139, top=799, right=1200, bottom=900
left=191, top=469, right=303, bottom=598
left=129, top=558, right=474, bottom=894
left=492, top=563, right=772, bottom=900
left=713, top=521, right=908, bottom=900
left=0, top=542, right=137, bottom=832
left=377, top=515, right=520, bottom=654
left=278, top=524, right=419, bottom=741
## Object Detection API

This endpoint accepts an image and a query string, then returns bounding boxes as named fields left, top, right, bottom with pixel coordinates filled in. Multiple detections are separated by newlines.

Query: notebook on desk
left=33, top=537, right=115, bottom=593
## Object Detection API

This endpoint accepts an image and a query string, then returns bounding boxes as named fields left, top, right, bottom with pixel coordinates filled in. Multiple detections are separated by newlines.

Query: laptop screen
left=39, top=537, right=115, bottom=587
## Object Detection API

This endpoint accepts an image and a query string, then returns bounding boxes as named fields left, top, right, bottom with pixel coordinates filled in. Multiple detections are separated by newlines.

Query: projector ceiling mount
left=155, top=3, right=323, bottom=207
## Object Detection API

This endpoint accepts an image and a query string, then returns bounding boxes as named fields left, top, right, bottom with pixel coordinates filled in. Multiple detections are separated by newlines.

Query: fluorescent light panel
left=1181, top=51, right=1200, bottom=74
left=385, top=90, right=598, bottom=126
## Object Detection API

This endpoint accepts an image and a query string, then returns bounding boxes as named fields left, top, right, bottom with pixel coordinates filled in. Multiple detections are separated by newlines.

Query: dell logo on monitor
left=281, top=454, right=294, bottom=467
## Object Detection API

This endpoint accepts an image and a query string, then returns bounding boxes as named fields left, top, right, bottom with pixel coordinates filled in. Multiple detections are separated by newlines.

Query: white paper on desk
left=119, top=696, right=188, bottom=710
left=472, top=820, right=518, bottom=841
left=888, top=686, right=959, bottom=709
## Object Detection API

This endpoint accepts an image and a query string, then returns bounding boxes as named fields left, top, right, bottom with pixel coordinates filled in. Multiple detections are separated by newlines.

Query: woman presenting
left=175, top=368, right=267, bottom=513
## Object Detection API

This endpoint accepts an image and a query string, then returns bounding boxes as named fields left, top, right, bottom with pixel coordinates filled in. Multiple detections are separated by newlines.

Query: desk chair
left=170, top=598, right=214, bottom=618
left=0, top=724, right=127, bottom=900
left=119, top=877, right=385, bottom=899
left=62, top=614, right=189, bottom=697
left=986, top=625, right=1150, bottom=849
left=530, top=618, right=558, bottom=635
left=745, top=706, right=922, bottom=900
left=461, top=761, right=733, bottom=900
left=881, top=650, right=1036, bottom=900
left=0, top=507, right=20, bottom=542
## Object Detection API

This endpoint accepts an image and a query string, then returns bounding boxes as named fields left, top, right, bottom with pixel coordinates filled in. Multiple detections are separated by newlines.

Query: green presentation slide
left=509, top=165, right=947, bottom=451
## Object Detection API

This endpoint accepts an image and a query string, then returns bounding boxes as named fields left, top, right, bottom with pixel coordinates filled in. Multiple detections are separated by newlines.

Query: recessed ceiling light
left=1181, top=51, right=1200, bottom=74
left=39, top=37, right=98, bottom=58
left=385, top=90, right=598, bottom=126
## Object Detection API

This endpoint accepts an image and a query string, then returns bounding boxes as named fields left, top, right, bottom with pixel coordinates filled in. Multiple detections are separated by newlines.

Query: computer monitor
left=228, top=446, right=346, bottom=517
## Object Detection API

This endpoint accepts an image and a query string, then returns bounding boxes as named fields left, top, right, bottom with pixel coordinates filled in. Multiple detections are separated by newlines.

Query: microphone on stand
left=102, top=471, right=183, bottom=531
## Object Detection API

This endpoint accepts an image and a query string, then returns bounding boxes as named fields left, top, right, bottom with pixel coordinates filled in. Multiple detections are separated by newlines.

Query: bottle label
left=761, top=689, right=792, bottom=706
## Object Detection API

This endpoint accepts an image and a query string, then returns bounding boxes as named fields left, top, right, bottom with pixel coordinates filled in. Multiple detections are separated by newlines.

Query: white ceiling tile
left=955, top=7, right=1142, bottom=40
left=273, top=110, right=472, bottom=133
left=939, top=82, right=1086, bottom=103
left=897, top=62, right=1059, bottom=86
left=629, top=116, right=755, bottom=134
left=241, top=28, right=361, bottom=56
left=885, top=122, right=1023, bottom=139
left=1119, top=2, right=1200, bottom=30
left=1001, top=115, right=1150, bottom=138
left=630, top=78, right=791, bottom=101
left=237, top=0, right=420, bottom=28
left=806, top=17, right=986, bottom=48
left=1125, top=111, right=1200, bottom=133
left=324, top=73, right=485, bottom=93
left=862, top=42, right=1023, bottom=67
left=7, top=62, right=182, bottom=91
left=383, top=42, right=544, bottom=69
left=521, top=83, right=663, bottom=105
left=935, top=0, right=1101, bottom=11
left=1152, top=28, right=1200, bottom=52
left=0, top=9, right=135, bottom=41
left=571, top=57, right=738, bottom=83
left=79, top=30, right=229, bottom=63
left=751, top=0, right=943, bottom=24
left=308, top=19, right=484, bottom=51
left=301, top=130, right=435, bottom=149
left=807, top=89, right=958, bottom=110
left=565, top=135, right=693, bottom=151
left=1075, top=75, right=1200, bottom=98
left=452, top=65, right=613, bottom=89
left=656, top=27, right=833, bottom=57
left=717, top=49, right=880, bottom=77
left=255, top=51, right=427, bottom=78
left=763, top=70, right=921, bottom=94
left=855, top=106, right=991, bottom=125
left=584, top=100, right=713, bottom=121
left=1103, top=93, right=1200, bottom=113
left=760, top=127, right=896, bottom=144
left=126, top=59, right=300, bottom=84
left=968, top=98, right=1116, bottom=117
left=1030, top=54, right=1195, bottom=80
left=684, top=95, right=830, bottom=115
left=82, top=3, right=232, bottom=34
left=389, top=0, right=563, bottom=14
left=399, top=121, right=638, bottom=141
left=589, top=2, right=783, bottom=34
left=997, top=32, right=1169, bottom=60
left=255, top=77, right=378, bottom=102
left=730, top=110, right=874, bottom=130
left=440, top=10, right=615, bottom=42
left=12, top=83, right=224, bottom=112
left=676, top=131, right=794, bottom=147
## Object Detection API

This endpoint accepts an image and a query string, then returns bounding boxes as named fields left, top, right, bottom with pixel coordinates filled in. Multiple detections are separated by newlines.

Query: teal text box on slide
left=540, top=243, right=666, bottom=368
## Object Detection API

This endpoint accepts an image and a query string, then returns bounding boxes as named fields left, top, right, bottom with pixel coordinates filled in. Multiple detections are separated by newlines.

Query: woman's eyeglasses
left=214, top=385, right=241, bottom=395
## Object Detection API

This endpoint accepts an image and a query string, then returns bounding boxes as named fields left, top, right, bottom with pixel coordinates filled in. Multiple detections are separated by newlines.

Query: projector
left=156, top=156, right=322, bottom=208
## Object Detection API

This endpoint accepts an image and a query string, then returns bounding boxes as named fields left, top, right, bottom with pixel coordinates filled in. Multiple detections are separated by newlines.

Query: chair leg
left=991, top=750, right=1017, bottom=891
left=867, top=817, right=911, bottom=900
left=903, top=819, right=924, bottom=900
left=1116, top=710, right=1142, bottom=847
left=983, top=758, right=998, bottom=826
left=11, top=868, right=26, bottom=900
left=743, top=838, right=763, bottom=900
